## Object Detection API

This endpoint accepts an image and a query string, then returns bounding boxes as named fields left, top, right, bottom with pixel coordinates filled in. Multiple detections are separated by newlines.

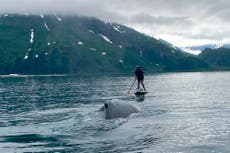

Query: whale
left=99, top=100, right=139, bottom=119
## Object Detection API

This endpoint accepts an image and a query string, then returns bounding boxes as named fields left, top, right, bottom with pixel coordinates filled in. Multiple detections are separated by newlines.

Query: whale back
left=103, top=100, right=139, bottom=119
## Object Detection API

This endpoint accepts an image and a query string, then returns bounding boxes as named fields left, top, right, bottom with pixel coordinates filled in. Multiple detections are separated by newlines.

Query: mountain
left=0, top=14, right=209, bottom=75
left=198, top=48, right=230, bottom=69
left=188, top=44, right=230, bottom=52
left=183, top=44, right=230, bottom=56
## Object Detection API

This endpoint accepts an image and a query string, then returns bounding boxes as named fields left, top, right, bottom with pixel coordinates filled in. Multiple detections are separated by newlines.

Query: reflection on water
left=136, top=94, right=145, bottom=102
left=0, top=72, right=230, bottom=152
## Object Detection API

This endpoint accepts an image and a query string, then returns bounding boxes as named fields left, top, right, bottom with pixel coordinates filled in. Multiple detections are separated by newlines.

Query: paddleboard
left=134, top=89, right=148, bottom=95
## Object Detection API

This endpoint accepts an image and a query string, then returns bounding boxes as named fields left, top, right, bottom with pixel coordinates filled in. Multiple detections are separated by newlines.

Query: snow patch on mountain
left=88, top=30, right=95, bottom=33
left=24, top=54, right=28, bottom=60
left=78, top=41, right=83, bottom=45
left=101, top=52, right=107, bottom=55
left=113, top=25, right=126, bottom=34
left=55, top=15, right=62, bottom=21
left=113, top=25, right=120, bottom=32
left=44, top=22, right=50, bottom=31
left=30, top=29, right=34, bottom=44
left=140, top=50, right=143, bottom=57
left=40, top=14, right=44, bottom=19
left=99, top=34, right=112, bottom=44
left=90, top=48, right=96, bottom=51
left=214, top=42, right=223, bottom=49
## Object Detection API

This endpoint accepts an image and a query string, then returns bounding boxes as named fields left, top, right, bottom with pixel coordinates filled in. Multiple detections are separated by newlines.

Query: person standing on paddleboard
left=135, top=65, right=146, bottom=90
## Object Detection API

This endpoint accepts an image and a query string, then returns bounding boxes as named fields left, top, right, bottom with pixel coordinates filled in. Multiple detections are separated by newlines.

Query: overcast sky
left=1, top=0, right=230, bottom=47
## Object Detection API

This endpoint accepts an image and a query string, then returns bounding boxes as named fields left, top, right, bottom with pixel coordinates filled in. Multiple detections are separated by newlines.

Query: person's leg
left=141, top=81, right=146, bottom=90
left=137, top=80, right=140, bottom=89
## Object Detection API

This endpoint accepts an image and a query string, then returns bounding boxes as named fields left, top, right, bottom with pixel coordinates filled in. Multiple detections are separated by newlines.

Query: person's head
left=136, top=65, right=142, bottom=71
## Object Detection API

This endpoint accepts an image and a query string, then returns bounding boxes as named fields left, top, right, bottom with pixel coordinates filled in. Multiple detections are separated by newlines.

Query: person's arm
left=134, top=70, right=137, bottom=80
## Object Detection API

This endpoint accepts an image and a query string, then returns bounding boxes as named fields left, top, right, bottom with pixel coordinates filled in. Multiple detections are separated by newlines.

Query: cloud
left=128, top=13, right=194, bottom=26
left=0, top=0, right=100, bottom=14
left=213, top=9, right=230, bottom=23
left=0, top=0, right=230, bottom=46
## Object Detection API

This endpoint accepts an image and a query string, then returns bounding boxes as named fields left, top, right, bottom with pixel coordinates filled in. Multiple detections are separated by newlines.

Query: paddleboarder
left=135, top=65, right=146, bottom=90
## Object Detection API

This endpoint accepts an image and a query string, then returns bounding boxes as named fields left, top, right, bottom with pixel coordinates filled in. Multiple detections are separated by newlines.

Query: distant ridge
left=198, top=47, right=230, bottom=69
left=187, top=44, right=230, bottom=52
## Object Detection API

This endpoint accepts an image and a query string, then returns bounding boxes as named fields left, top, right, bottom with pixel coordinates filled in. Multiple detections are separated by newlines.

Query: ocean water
left=0, top=72, right=229, bottom=153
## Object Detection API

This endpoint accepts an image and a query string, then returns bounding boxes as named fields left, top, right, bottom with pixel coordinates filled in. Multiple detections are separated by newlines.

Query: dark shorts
left=137, top=77, right=144, bottom=82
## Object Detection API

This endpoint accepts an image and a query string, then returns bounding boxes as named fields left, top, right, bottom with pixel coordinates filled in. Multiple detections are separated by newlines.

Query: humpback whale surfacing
left=99, top=100, right=139, bottom=119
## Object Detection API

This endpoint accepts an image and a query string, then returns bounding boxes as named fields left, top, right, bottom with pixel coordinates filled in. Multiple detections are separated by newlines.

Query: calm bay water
left=0, top=72, right=229, bottom=153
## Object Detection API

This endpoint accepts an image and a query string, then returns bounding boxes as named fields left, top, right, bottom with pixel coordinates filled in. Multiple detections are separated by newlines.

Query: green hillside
left=198, top=48, right=230, bottom=69
left=0, top=14, right=209, bottom=74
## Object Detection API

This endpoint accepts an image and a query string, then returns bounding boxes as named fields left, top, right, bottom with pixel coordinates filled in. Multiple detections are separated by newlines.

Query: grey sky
left=0, top=0, right=229, bottom=47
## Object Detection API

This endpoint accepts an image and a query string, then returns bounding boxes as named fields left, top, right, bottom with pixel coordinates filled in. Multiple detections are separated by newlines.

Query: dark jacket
left=135, top=68, right=144, bottom=81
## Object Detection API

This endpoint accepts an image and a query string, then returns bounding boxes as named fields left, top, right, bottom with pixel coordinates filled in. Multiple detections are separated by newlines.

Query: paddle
left=127, top=79, right=136, bottom=95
